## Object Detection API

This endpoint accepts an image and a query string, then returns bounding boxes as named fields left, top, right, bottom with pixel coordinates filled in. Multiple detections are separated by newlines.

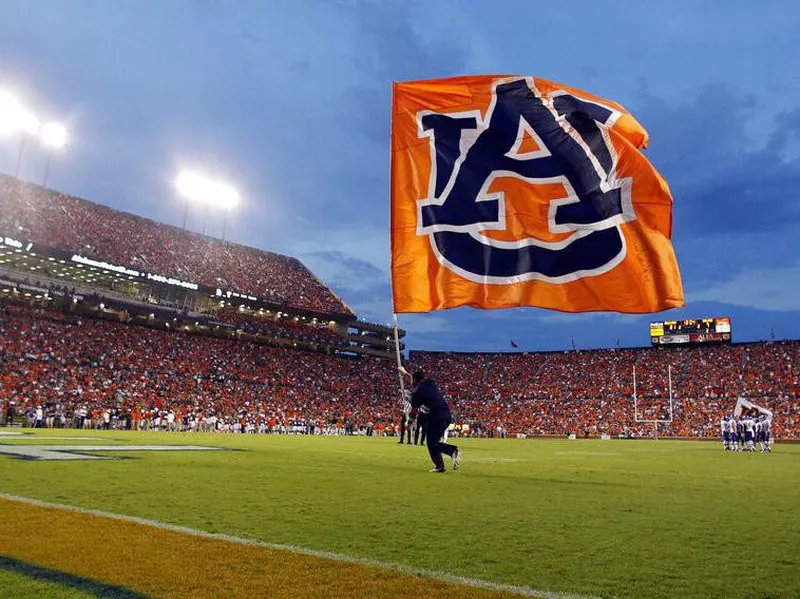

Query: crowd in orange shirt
left=0, top=303, right=393, bottom=433
left=408, top=344, right=798, bottom=439
left=1, top=302, right=797, bottom=439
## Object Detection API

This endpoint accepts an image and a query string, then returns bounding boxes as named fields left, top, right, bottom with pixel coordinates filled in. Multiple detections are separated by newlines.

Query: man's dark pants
left=426, top=413, right=457, bottom=470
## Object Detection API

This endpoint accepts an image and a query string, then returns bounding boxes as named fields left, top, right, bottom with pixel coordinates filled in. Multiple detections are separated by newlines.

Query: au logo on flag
left=391, top=75, right=683, bottom=314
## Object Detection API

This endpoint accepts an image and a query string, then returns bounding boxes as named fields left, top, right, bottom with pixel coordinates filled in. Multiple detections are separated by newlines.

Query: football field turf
left=1, top=430, right=798, bottom=598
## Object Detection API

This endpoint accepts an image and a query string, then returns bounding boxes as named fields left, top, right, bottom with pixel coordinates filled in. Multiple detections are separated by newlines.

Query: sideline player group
left=721, top=414, right=773, bottom=452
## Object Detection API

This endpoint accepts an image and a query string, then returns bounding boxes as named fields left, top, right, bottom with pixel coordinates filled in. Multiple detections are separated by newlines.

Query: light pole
left=175, top=170, right=240, bottom=240
left=1, top=90, right=67, bottom=184
left=13, top=106, right=39, bottom=179
left=15, top=135, right=26, bottom=178
left=0, top=92, right=40, bottom=179
left=40, top=122, right=68, bottom=187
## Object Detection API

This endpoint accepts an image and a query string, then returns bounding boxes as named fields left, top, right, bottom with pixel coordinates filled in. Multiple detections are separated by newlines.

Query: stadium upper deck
left=0, top=174, right=352, bottom=316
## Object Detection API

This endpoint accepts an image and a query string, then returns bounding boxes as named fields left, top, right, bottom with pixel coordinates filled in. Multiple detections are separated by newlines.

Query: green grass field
left=1, top=430, right=798, bottom=598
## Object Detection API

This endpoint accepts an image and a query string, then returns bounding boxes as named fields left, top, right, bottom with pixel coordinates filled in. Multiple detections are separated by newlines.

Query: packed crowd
left=1, top=302, right=797, bottom=439
left=0, top=175, right=351, bottom=315
left=0, top=303, right=394, bottom=434
left=407, top=344, right=798, bottom=439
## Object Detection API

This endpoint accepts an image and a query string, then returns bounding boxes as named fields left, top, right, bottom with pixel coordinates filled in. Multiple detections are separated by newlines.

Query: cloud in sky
left=689, top=263, right=800, bottom=312
left=0, top=0, right=799, bottom=351
left=636, top=85, right=800, bottom=239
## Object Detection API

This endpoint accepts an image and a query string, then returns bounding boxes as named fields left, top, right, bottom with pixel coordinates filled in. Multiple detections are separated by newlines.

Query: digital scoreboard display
left=650, top=317, right=731, bottom=346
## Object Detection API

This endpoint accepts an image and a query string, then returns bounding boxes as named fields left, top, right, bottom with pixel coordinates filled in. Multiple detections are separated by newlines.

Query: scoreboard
left=650, top=317, right=732, bottom=346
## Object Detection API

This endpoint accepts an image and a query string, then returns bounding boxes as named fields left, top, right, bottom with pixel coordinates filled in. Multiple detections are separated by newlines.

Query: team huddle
left=720, top=415, right=772, bottom=452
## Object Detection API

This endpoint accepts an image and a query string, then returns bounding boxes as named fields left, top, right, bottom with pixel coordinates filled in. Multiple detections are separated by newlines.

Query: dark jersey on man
left=410, top=379, right=450, bottom=421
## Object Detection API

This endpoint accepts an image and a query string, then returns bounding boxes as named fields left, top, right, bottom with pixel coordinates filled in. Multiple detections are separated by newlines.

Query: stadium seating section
left=1, top=303, right=797, bottom=439
left=0, top=175, right=352, bottom=315
left=213, top=307, right=343, bottom=345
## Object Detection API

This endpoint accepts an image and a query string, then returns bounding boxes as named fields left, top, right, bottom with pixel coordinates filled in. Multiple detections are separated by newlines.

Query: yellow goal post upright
left=632, top=364, right=674, bottom=439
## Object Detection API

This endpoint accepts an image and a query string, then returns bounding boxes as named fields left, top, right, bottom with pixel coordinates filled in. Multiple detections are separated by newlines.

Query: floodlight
left=0, top=91, right=40, bottom=135
left=40, top=122, right=68, bottom=148
left=213, top=181, right=240, bottom=210
left=175, top=170, right=210, bottom=202
left=17, top=107, right=39, bottom=135
left=175, top=170, right=240, bottom=210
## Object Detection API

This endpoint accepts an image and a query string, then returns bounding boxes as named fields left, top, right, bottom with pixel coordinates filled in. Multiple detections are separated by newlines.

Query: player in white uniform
left=762, top=415, right=773, bottom=452
left=743, top=416, right=755, bottom=452
left=720, top=416, right=730, bottom=451
left=753, top=418, right=763, bottom=451
left=726, top=417, right=738, bottom=451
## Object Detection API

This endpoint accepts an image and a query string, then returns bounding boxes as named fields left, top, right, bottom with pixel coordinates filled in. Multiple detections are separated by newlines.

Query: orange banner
left=391, top=75, right=683, bottom=314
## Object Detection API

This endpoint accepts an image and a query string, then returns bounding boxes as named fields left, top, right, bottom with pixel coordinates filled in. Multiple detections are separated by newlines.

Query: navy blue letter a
left=417, top=78, right=633, bottom=283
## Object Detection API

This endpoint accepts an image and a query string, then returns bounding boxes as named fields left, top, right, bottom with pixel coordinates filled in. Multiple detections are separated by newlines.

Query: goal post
left=633, top=364, right=674, bottom=438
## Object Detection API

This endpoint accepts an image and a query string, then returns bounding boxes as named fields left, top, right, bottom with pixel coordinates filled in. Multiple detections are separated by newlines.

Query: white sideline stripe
left=0, top=492, right=596, bottom=599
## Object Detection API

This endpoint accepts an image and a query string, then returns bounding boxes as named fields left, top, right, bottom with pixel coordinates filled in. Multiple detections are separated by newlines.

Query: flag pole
left=388, top=81, right=407, bottom=402
left=392, top=314, right=406, bottom=398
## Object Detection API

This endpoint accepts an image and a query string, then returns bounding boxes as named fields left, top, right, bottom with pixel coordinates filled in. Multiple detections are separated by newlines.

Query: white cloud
left=534, top=311, right=647, bottom=325
left=399, top=313, right=453, bottom=335
left=301, top=250, right=388, bottom=296
left=689, top=263, right=800, bottom=311
left=287, top=224, right=389, bottom=273
left=350, top=298, right=394, bottom=325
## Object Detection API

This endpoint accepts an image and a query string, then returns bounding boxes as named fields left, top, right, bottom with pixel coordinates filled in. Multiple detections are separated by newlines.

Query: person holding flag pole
left=397, top=361, right=461, bottom=473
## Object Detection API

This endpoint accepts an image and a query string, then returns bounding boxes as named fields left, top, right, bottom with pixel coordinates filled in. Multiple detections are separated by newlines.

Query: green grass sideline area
left=1, top=430, right=798, bottom=598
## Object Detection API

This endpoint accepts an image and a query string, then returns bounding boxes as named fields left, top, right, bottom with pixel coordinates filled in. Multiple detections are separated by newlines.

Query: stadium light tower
left=40, top=122, right=68, bottom=188
left=174, top=170, right=240, bottom=239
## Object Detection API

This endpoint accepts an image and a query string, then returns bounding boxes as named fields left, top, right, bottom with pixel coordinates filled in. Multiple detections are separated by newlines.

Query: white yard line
left=0, top=492, right=598, bottom=599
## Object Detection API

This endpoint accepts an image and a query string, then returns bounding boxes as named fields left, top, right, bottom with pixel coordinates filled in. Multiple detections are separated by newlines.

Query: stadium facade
left=0, top=173, right=403, bottom=359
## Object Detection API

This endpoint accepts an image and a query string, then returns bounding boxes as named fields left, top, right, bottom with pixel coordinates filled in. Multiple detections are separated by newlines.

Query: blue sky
left=1, top=0, right=798, bottom=351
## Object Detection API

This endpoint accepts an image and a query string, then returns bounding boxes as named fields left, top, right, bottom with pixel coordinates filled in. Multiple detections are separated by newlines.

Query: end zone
left=0, top=493, right=594, bottom=599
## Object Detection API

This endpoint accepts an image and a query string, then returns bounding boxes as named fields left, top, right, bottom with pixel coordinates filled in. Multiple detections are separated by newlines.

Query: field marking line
left=553, top=451, right=623, bottom=456
left=0, top=492, right=597, bottom=599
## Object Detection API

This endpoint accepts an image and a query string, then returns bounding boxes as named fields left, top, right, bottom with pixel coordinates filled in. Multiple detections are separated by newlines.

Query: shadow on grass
left=0, top=556, right=148, bottom=598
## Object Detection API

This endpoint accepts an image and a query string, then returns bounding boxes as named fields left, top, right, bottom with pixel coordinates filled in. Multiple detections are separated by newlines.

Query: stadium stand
left=0, top=176, right=796, bottom=440
left=1, top=297, right=797, bottom=439
left=0, top=174, right=352, bottom=316
left=212, top=307, right=343, bottom=346
left=0, top=301, right=395, bottom=433
left=407, top=346, right=798, bottom=440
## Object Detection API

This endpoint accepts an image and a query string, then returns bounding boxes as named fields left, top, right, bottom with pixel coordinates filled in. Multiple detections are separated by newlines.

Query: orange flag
left=391, top=75, right=683, bottom=314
